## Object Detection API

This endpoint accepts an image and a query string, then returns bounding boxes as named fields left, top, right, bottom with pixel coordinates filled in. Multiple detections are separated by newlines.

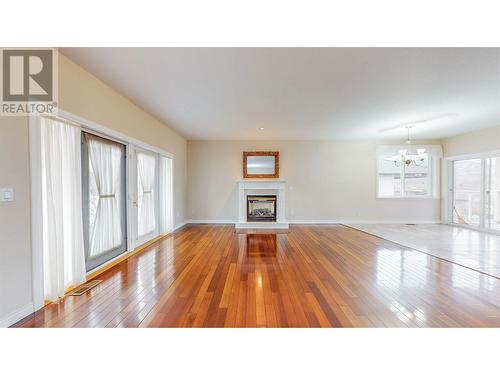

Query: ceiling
left=61, top=48, right=500, bottom=141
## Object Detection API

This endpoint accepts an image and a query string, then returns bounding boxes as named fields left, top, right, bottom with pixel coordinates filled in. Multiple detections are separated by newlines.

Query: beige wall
left=187, top=140, right=442, bottom=223
left=443, top=124, right=500, bottom=157
left=0, top=52, right=187, bottom=325
left=59, top=53, right=188, bottom=225
left=0, top=117, right=32, bottom=323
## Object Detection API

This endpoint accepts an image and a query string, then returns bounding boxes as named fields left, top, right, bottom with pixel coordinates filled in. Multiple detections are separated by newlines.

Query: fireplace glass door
left=247, top=195, right=277, bottom=222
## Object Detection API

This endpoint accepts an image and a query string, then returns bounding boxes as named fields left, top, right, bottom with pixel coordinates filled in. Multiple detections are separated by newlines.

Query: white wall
left=187, top=140, right=442, bottom=223
left=0, top=53, right=188, bottom=326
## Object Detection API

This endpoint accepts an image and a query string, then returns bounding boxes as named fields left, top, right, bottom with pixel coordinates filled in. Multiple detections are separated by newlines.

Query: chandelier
left=384, top=126, right=427, bottom=167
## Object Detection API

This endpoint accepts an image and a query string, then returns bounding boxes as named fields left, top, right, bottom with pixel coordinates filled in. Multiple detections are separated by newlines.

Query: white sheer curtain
left=159, top=156, right=173, bottom=234
left=40, top=117, right=86, bottom=301
left=87, top=134, right=123, bottom=257
left=137, top=151, right=156, bottom=236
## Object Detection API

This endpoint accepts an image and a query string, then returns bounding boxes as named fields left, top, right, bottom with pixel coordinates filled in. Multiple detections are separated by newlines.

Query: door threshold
left=86, top=232, right=172, bottom=281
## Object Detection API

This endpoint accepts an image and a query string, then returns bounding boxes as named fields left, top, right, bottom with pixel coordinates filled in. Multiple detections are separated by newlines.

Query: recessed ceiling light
left=259, top=127, right=265, bottom=130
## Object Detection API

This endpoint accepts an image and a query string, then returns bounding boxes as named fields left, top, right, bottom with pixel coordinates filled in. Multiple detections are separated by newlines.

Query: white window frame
left=376, top=154, right=438, bottom=199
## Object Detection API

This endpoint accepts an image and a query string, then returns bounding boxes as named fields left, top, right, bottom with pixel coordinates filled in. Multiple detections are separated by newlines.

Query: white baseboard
left=235, top=222, right=289, bottom=229
left=351, top=220, right=441, bottom=224
left=290, top=219, right=442, bottom=225
left=174, top=221, right=188, bottom=230
left=186, top=219, right=441, bottom=225
left=187, top=219, right=236, bottom=224
left=0, top=303, right=34, bottom=328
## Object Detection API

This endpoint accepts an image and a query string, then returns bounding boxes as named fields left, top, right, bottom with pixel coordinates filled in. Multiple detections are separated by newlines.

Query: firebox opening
left=247, top=195, right=277, bottom=222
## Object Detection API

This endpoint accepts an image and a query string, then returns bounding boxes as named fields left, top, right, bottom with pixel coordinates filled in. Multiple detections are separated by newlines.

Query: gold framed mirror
left=243, top=151, right=279, bottom=178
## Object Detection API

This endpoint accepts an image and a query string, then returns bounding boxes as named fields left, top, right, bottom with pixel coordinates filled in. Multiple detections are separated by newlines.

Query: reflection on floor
left=13, top=225, right=500, bottom=327
left=348, top=224, right=500, bottom=278
left=246, top=233, right=277, bottom=257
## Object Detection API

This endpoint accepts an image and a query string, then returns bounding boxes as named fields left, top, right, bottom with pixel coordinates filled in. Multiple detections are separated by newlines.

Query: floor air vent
left=69, top=280, right=103, bottom=296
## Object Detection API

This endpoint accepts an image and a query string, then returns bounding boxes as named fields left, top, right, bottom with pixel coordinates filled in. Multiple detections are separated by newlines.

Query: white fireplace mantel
left=236, top=179, right=289, bottom=229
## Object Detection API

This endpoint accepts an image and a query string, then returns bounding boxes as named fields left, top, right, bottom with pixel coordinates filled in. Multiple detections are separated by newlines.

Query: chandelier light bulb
left=385, top=126, right=428, bottom=167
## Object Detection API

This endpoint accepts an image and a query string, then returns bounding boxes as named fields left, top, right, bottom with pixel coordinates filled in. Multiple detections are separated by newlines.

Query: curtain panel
left=137, top=151, right=156, bottom=236
left=40, top=117, right=86, bottom=301
left=87, top=134, right=123, bottom=257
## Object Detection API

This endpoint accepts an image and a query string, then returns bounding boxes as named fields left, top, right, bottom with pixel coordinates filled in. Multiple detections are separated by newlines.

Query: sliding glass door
left=135, top=148, right=160, bottom=246
left=82, top=135, right=173, bottom=268
left=452, top=158, right=482, bottom=227
left=485, top=157, right=500, bottom=231
left=159, top=156, right=174, bottom=234
left=452, top=155, right=500, bottom=233
left=82, top=132, right=127, bottom=271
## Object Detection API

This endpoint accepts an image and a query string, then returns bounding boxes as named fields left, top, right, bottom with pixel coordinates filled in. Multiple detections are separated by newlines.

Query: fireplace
left=247, top=195, right=277, bottom=222
left=237, top=179, right=288, bottom=229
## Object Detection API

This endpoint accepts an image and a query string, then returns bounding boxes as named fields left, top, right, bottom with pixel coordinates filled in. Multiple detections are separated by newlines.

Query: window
left=404, top=155, right=430, bottom=196
left=377, top=157, right=403, bottom=197
left=376, top=145, right=441, bottom=198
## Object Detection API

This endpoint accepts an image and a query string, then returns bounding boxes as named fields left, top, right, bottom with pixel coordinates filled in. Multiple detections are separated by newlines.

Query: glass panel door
left=485, top=157, right=500, bottom=231
left=159, top=156, right=173, bottom=234
left=135, top=148, right=159, bottom=246
left=82, top=132, right=127, bottom=271
left=452, top=158, right=482, bottom=227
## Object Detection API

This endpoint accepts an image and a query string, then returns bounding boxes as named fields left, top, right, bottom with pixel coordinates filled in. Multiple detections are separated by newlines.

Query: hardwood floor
left=13, top=224, right=500, bottom=328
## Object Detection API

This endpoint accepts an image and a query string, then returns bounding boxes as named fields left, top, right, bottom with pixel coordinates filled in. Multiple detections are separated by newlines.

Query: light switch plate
left=0, top=188, right=14, bottom=202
